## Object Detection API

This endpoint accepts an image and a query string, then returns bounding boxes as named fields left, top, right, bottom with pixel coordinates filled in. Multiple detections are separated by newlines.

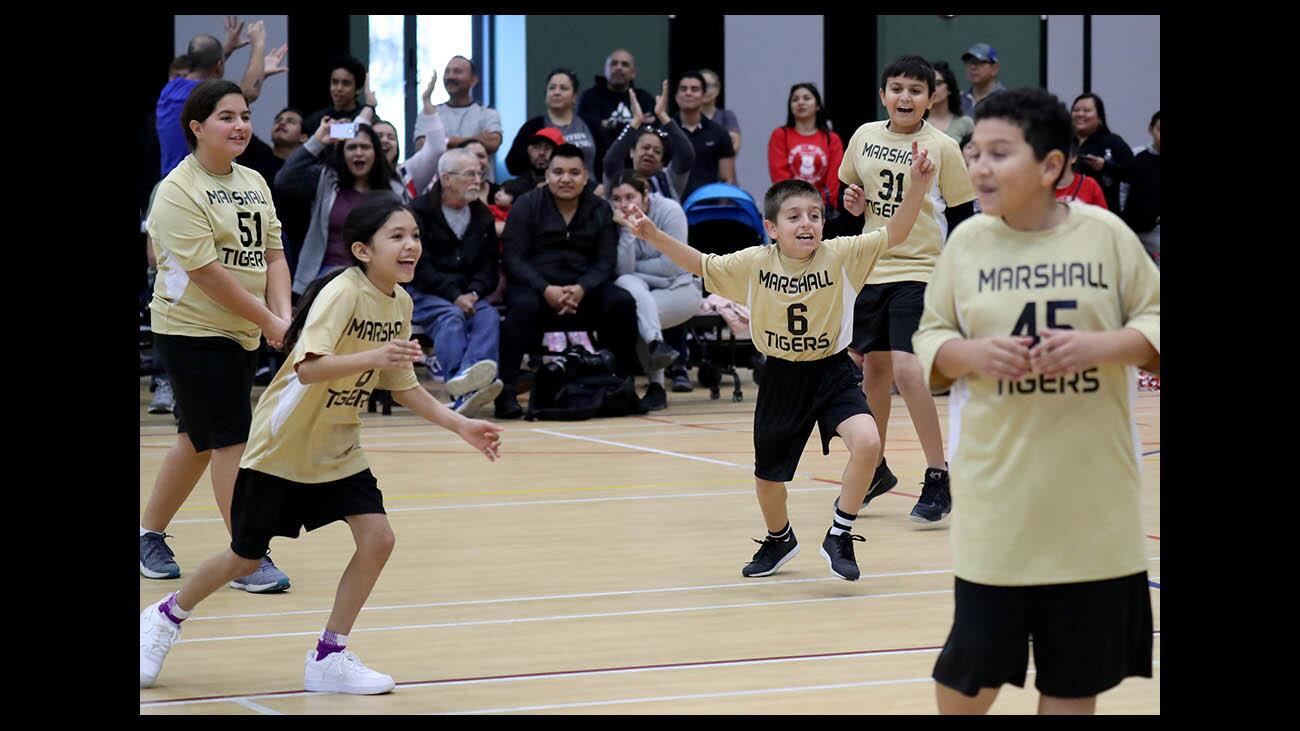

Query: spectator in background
left=674, top=71, right=736, bottom=198
left=609, top=172, right=700, bottom=411
left=454, top=138, right=501, bottom=207
left=158, top=16, right=272, bottom=177
left=700, top=69, right=742, bottom=158
left=407, top=148, right=503, bottom=417
left=302, top=55, right=370, bottom=137
left=275, top=121, right=408, bottom=295
left=601, top=81, right=695, bottom=202
left=489, top=177, right=533, bottom=238
left=438, top=56, right=504, bottom=182
left=578, top=48, right=657, bottom=178
left=959, top=132, right=981, bottom=214
left=1054, top=141, right=1109, bottom=209
left=495, top=144, right=639, bottom=419
left=235, top=105, right=306, bottom=272
left=513, top=127, right=565, bottom=189
left=767, top=82, right=844, bottom=214
left=1122, top=110, right=1161, bottom=265
left=960, top=43, right=1005, bottom=116
left=1071, top=92, right=1134, bottom=212
left=926, top=61, right=974, bottom=144
left=363, top=75, right=448, bottom=199
left=506, top=69, right=599, bottom=178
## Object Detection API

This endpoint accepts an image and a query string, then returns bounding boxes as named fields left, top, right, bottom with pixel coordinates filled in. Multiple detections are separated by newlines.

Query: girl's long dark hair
left=930, top=60, right=963, bottom=117
left=282, top=193, right=413, bottom=353
left=326, top=123, right=396, bottom=192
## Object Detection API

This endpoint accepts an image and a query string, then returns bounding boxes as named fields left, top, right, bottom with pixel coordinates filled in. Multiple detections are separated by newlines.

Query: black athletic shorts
left=230, top=468, right=386, bottom=560
left=752, top=350, right=871, bottom=482
left=850, top=281, right=927, bottom=354
left=154, top=333, right=258, bottom=451
left=932, top=572, right=1154, bottom=698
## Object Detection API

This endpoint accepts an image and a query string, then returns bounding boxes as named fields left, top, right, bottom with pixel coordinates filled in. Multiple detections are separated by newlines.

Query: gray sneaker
left=140, top=532, right=181, bottom=579
left=229, top=554, right=291, bottom=593
left=148, top=379, right=175, bottom=414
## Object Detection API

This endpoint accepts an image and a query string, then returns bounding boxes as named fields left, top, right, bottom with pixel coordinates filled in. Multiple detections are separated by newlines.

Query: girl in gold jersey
left=141, top=194, right=504, bottom=695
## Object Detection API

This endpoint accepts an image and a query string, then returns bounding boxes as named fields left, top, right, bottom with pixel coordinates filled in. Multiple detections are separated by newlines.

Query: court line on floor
left=173, top=589, right=955, bottom=645
left=141, top=647, right=1162, bottom=711
left=232, top=698, right=282, bottom=715
left=182, top=569, right=956, bottom=622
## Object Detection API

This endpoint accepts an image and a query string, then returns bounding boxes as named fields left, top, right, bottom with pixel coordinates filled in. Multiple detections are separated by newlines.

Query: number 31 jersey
left=701, top=229, right=887, bottom=362
left=147, top=155, right=283, bottom=351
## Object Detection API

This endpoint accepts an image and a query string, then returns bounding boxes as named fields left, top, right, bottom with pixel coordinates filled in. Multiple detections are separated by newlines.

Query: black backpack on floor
left=524, top=346, right=648, bottom=421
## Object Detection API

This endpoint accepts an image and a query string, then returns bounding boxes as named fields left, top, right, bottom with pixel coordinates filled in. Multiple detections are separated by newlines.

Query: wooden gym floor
left=139, top=373, right=1160, bottom=714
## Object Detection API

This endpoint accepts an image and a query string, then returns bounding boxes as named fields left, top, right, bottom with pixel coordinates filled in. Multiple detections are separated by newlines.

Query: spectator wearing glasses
left=408, top=148, right=504, bottom=416
left=926, top=61, right=974, bottom=144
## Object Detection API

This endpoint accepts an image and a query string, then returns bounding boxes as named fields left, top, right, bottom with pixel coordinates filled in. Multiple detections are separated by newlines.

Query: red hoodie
left=768, top=126, right=845, bottom=208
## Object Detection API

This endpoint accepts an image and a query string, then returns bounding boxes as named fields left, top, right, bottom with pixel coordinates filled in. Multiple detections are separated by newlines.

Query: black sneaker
left=140, top=532, right=181, bottom=579
left=638, top=339, right=681, bottom=373
left=909, top=468, right=952, bottom=524
left=741, top=531, right=800, bottom=577
left=668, top=367, right=694, bottom=393
left=833, top=458, right=899, bottom=514
left=819, top=530, right=866, bottom=581
left=640, top=382, right=668, bottom=411
left=494, top=391, right=524, bottom=420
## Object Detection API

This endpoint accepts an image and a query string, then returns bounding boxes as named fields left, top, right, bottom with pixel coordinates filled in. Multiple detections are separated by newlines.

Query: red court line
left=143, top=644, right=945, bottom=705
left=1147, top=535, right=1160, bottom=541
left=636, top=415, right=731, bottom=431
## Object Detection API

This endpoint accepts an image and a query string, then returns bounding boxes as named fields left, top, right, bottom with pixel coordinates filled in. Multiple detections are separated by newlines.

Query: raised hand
left=369, top=340, right=425, bottom=369
left=422, top=70, right=439, bottom=112
left=363, top=81, right=378, bottom=109
left=653, top=80, right=669, bottom=122
left=246, top=19, right=266, bottom=48
left=264, top=43, right=289, bottom=77
left=223, top=15, right=248, bottom=57
left=627, top=88, right=645, bottom=129
left=314, top=116, right=337, bottom=144
left=842, top=184, right=866, bottom=217
left=909, top=141, right=935, bottom=186
left=457, top=419, right=504, bottom=462
left=623, top=204, right=658, bottom=240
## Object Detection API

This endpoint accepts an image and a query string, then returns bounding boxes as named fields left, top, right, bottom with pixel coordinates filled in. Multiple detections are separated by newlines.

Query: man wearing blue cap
left=960, top=43, right=1005, bottom=116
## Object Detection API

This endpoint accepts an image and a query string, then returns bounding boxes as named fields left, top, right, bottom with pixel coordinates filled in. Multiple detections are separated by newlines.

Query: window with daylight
left=417, top=15, right=474, bottom=107
left=367, top=15, right=477, bottom=155
left=368, top=15, right=406, bottom=160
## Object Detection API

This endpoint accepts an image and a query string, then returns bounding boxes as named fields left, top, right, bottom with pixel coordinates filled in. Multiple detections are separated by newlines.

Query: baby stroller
left=680, top=183, right=768, bottom=401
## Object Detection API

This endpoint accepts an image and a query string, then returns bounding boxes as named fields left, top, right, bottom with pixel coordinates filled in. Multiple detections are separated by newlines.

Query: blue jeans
left=409, top=291, right=500, bottom=379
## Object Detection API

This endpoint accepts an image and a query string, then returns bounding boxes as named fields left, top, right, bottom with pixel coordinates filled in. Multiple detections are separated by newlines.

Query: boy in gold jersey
left=839, top=55, right=978, bottom=524
left=622, top=145, right=933, bottom=581
left=914, top=88, right=1159, bottom=714
left=141, top=195, right=504, bottom=695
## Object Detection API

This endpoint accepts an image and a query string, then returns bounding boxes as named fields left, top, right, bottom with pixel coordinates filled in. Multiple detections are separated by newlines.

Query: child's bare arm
left=885, top=141, right=936, bottom=246
left=391, top=386, right=503, bottom=461
left=620, top=205, right=704, bottom=276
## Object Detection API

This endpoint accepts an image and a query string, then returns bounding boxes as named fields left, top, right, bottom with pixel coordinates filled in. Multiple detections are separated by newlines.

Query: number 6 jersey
left=913, top=202, right=1160, bottom=586
left=701, top=229, right=888, bottom=362
left=147, top=155, right=283, bottom=350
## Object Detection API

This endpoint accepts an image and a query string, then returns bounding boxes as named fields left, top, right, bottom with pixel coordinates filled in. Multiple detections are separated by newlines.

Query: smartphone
left=330, top=122, right=357, bottom=140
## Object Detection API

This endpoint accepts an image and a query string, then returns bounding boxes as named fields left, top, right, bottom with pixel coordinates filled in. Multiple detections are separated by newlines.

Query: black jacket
left=1121, top=149, right=1160, bottom=233
left=577, top=77, right=656, bottom=175
left=502, top=186, right=618, bottom=294
left=1075, top=129, right=1134, bottom=213
left=409, top=183, right=499, bottom=301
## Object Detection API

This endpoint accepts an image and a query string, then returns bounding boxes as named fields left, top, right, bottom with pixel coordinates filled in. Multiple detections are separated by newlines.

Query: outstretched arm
left=884, top=141, right=935, bottom=246
left=620, top=204, right=704, bottom=277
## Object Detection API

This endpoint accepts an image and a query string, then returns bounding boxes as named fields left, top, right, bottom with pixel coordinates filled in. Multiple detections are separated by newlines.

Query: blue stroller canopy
left=682, top=183, right=767, bottom=243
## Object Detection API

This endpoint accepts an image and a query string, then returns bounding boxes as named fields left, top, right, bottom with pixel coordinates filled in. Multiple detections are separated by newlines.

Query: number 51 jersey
left=701, top=228, right=888, bottom=362
left=147, top=155, right=283, bottom=351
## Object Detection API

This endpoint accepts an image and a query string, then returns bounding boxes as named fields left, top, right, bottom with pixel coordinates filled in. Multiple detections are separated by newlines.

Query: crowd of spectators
left=142, top=21, right=1161, bottom=419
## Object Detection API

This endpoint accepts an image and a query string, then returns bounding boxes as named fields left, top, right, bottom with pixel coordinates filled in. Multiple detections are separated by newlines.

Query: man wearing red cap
left=512, top=127, right=566, bottom=188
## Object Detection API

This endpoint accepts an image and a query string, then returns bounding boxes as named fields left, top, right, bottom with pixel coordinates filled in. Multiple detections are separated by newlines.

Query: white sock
left=141, top=525, right=162, bottom=537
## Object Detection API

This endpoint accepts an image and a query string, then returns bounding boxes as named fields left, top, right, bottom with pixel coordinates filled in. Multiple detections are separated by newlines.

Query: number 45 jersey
left=701, top=228, right=888, bottom=362
left=913, top=202, right=1161, bottom=586
left=147, top=155, right=283, bottom=351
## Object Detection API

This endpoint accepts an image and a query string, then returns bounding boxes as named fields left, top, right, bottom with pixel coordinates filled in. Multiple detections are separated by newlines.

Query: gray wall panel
left=1046, top=15, right=1084, bottom=110
left=1091, top=15, right=1160, bottom=150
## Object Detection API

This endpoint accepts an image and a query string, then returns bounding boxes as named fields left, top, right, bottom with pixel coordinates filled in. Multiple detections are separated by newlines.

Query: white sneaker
left=303, top=649, right=395, bottom=695
left=444, top=360, right=497, bottom=398
left=140, top=597, right=182, bottom=688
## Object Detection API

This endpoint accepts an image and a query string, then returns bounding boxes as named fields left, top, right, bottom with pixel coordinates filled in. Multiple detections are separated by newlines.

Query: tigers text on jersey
left=913, top=202, right=1160, bottom=586
left=147, top=155, right=283, bottom=350
left=701, top=230, right=888, bottom=361
left=240, top=267, right=421, bottom=484
left=838, top=120, right=975, bottom=285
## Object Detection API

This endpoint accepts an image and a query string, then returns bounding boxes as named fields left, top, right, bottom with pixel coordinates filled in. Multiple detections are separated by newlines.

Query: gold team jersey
left=701, top=230, right=888, bottom=362
left=838, top=120, right=975, bottom=285
left=241, top=267, right=421, bottom=484
left=147, top=155, right=283, bottom=351
left=913, top=203, right=1160, bottom=586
